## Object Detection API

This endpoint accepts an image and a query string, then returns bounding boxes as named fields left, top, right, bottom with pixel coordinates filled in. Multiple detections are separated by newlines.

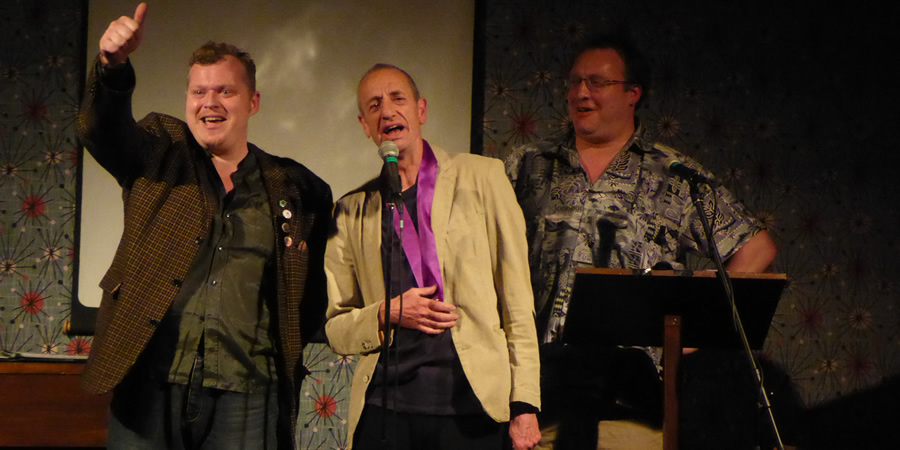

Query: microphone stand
left=381, top=189, right=403, bottom=450
left=687, top=180, right=784, bottom=450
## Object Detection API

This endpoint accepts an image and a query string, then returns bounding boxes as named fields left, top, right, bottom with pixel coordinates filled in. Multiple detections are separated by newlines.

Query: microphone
left=378, top=140, right=402, bottom=200
left=664, top=156, right=717, bottom=187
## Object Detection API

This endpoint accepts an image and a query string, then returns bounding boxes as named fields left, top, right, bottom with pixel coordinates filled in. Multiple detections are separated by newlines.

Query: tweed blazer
left=76, top=61, right=332, bottom=446
left=324, top=145, right=541, bottom=445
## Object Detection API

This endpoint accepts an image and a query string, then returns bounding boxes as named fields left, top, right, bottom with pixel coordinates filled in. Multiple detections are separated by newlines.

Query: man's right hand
left=378, top=285, right=458, bottom=335
left=99, top=2, right=147, bottom=68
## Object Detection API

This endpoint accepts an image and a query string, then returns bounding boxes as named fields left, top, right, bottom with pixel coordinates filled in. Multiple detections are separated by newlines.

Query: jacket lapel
left=429, top=146, right=455, bottom=270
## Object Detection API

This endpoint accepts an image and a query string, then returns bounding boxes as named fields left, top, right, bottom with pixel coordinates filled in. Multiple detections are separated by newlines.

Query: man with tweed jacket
left=76, top=4, right=331, bottom=449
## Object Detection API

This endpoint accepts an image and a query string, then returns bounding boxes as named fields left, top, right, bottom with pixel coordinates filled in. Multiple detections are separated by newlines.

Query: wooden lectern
left=562, top=268, right=786, bottom=450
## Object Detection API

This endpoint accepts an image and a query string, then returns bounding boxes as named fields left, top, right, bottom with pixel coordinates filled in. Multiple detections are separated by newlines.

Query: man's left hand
left=509, top=413, right=541, bottom=449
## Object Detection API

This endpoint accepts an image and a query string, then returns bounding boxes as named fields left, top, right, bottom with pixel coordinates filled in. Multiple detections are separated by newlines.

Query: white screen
left=79, top=1, right=474, bottom=307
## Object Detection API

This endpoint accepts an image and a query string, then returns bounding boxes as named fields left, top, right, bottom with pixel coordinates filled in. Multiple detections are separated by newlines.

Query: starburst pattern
left=0, top=231, right=36, bottom=281
left=66, top=337, right=91, bottom=355
left=9, top=280, right=52, bottom=324
left=0, top=132, right=35, bottom=188
left=302, top=381, right=345, bottom=429
left=1, top=3, right=85, bottom=392
left=35, top=227, right=69, bottom=279
left=10, top=183, right=54, bottom=227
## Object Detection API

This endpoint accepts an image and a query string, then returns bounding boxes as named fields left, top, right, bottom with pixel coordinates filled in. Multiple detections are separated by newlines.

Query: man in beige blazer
left=324, top=64, right=541, bottom=450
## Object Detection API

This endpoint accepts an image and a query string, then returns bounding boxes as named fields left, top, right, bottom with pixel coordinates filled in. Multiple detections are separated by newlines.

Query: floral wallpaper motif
left=4, top=1, right=898, bottom=448
left=0, top=0, right=88, bottom=359
left=479, top=0, right=900, bottom=413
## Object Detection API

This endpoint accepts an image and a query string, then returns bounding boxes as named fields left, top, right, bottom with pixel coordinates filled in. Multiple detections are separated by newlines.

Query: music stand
left=562, top=268, right=786, bottom=450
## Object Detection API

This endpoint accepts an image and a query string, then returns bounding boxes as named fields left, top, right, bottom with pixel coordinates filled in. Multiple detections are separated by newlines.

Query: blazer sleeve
left=483, top=158, right=542, bottom=409
left=324, top=199, right=385, bottom=356
left=76, top=58, right=160, bottom=186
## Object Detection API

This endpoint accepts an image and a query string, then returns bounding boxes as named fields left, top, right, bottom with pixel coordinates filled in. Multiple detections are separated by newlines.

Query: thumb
left=420, top=285, right=438, bottom=295
left=133, top=2, right=148, bottom=25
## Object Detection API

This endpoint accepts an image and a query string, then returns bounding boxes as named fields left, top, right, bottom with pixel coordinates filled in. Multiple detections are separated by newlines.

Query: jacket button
left=363, top=375, right=370, bottom=383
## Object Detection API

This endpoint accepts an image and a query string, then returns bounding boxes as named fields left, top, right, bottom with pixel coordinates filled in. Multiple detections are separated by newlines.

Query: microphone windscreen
left=378, top=140, right=400, bottom=160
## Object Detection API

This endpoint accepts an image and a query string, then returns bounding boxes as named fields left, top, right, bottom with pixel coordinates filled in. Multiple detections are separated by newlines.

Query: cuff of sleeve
left=510, top=401, right=539, bottom=418
left=97, top=58, right=136, bottom=92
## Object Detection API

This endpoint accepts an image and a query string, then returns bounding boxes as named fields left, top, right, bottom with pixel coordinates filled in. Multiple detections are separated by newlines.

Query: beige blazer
left=325, top=145, right=541, bottom=445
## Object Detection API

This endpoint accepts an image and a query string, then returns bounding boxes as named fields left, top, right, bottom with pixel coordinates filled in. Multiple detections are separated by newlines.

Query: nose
left=380, top=102, right=396, bottom=119
left=201, top=91, right=222, bottom=108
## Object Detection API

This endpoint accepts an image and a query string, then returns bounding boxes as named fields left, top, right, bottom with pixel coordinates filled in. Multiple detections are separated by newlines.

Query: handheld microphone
left=378, top=140, right=402, bottom=200
left=664, top=156, right=717, bottom=187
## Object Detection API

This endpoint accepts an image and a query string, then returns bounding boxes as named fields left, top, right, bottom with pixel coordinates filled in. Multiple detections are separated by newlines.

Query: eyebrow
left=187, top=83, right=236, bottom=91
left=364, top=89, right=408, bottom=104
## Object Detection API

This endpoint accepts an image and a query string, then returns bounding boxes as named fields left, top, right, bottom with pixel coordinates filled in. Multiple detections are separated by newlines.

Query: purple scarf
left=391, top=141, right=445, bottom=301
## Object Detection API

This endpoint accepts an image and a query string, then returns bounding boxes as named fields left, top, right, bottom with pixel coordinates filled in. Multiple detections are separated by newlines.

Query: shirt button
left=211, top=280, right=218, bottom=286
left=171, top=279, right=182, bottom=287
left=148, top=318, right=160, bottom=327
left=363, top=375, right=370, bottom=383
left=217, top=246, right=223, bottom=252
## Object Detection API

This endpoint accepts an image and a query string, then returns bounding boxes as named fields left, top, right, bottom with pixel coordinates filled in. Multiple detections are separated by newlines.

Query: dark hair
left=571, top=33, right=650, bottom=107
left=189, top=41, right=257, bottom=92
left=359, top=63, right=421, bottom=101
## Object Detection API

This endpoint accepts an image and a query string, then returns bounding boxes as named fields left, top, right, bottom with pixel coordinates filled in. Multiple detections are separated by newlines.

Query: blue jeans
left=107, top=363, right=279, bottom=449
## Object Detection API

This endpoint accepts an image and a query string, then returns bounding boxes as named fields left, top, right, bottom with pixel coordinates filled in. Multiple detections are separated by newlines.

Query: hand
left=99, top=3, right=147, bottom=68
left=509, top=413, right=541, bottom=450
left=378, top=285, right=458, bottom=334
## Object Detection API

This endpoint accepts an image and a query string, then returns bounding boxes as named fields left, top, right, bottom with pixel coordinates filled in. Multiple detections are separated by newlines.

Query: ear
left=628, top=84, right=642, bottom=107
left=417, top=97, right=427, bottom=125
left=249, top=91, right=260, bottom=116
left=358, top=114, right=371, bottom=138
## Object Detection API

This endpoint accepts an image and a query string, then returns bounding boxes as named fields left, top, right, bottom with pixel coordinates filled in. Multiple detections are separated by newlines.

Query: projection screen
left=76, top=1, right=474, bottom=325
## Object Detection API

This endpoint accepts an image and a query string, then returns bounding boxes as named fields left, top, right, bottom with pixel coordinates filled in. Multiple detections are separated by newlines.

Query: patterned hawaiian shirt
left=505, top=125, right=764, bottom=344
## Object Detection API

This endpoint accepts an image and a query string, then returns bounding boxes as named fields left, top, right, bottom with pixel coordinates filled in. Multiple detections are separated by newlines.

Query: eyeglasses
left=567, top=76, right=633, bottom=91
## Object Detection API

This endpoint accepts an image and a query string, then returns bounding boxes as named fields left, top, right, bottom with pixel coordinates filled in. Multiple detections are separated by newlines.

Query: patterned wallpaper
left=3, top=0, right=898, bottom=448
left=478, top=0, right=900, bottom=412
left=0, top=1, right=89, bottom=358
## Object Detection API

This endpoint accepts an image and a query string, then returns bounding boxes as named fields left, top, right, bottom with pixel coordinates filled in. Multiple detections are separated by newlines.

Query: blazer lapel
left=429, top=146, right=455, bottom=275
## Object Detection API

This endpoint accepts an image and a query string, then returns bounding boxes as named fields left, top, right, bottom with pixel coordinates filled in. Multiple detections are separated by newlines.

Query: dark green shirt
left=153, top=151, right=278, bottom=393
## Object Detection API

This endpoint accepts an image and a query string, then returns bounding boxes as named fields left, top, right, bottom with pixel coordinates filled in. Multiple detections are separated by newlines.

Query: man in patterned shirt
left=505, top=34, right=776, bottom=449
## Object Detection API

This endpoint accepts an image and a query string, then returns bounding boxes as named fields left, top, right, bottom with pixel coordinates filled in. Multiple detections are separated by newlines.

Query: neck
left=396, top=140, right=424, bottom=191
left=209, top=143, right=250, bottom=164
left=209, top=144, right=249, bottom=193
left=575, top=131, right=632, bottom=184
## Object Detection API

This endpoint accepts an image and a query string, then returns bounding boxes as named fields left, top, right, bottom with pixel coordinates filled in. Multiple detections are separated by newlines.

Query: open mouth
left=383, top=124, right=404, bottom=136
left=201, top=116, right=225, bottom=124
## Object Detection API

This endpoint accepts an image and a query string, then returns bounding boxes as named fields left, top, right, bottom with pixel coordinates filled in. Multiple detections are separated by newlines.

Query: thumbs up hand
left=99, top=2, right=148, bottom=68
